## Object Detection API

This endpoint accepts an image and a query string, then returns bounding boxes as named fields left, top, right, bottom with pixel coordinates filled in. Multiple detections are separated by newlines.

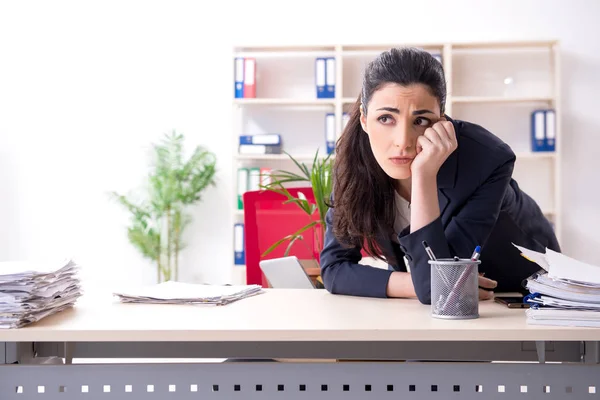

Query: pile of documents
left=514, top=244, right=600, bottom=327
left=113, top=281, right=263, bottom=306
left=0, top=259, right=82, bottom=329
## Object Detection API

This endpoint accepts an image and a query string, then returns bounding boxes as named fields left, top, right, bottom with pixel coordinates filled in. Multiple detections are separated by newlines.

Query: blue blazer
left=319, top=116, right=560, bottom=304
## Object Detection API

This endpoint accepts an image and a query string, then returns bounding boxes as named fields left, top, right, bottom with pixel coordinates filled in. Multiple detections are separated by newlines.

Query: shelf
left=515, top=152, right=556, bottom=159
left=341, top=43, right=444, bottom=52
left=452, top=96, right=554, bottom=104
left=236, top=152, right=552, bottom=162
left=235, top=153, right=335, bottom=161
left=451, top=40, right=557, bottom=50
left=234, top=45, right=336, bottom=53
left=345, top=96, right=554, bottom=105
left=341, top=50, right=385, bottom=58
left=233, top=98, right=336, bottom=106
left=342, top=97, right=360, bottom=104
left=235, top=50, right=335, bottom=59
left=342, top=49, right=442, bottom=58
left=339, top=41, right=554, bottom=57
left=235, top=152, right=553, bottom=163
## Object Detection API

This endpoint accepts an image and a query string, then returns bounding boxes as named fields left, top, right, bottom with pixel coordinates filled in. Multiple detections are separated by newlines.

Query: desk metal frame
left=1, top=340, right=600, bottom=399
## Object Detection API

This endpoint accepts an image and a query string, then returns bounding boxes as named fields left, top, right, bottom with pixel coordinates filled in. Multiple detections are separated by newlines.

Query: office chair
left=242, top=187, right=320, bottom=287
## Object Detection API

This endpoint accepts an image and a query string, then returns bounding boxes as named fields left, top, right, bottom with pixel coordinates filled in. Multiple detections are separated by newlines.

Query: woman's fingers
left=440, top=121, right=457, bottom=143
left=424, top=126, right=444, bottom=148
left=478, top=275, right=498, bottom=290
left=416, top=134, right=433, bottom=153
left=425, top=121, right=456, bottom=154
left=478, top=276, right=497, bottom=300
left=431, top=121, right=456, bottom=150
left=479, top=288, right=495, bottom=301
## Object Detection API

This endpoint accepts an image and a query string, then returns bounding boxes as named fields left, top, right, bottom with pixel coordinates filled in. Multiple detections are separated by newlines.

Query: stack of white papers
left=513, top=244, right=600, bottom=327
left=113, top=281, right=263, bottom=306
left=0, top=259, right=82, bottom=329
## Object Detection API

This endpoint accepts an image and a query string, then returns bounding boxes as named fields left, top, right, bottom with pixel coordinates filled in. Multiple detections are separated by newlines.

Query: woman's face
left=360, top=83, right=441, bottom=180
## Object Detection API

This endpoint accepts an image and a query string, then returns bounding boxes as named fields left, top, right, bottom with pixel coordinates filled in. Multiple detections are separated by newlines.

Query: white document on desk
left=113, top=281, right=263, bottom=305
left=515, top=243, right=600, bottom=327
left=526, top=308, right=600, bottom=327
left=526, top=274, right=600, bottom=304
left=0, top=259, right=77, bottom=280
left=512, top=244, right=600, bottom=285
left=512, top=244, right=550, bottom=271
left=0, top=258, right=82, bottom=328
left=545, top=249, right=600, bottom=285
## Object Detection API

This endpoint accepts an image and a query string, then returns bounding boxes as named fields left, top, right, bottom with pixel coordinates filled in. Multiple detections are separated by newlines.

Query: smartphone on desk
left=494, top=296, right=530, bottom=309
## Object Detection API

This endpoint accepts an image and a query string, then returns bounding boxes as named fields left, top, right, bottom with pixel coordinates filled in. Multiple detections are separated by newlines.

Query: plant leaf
left=283, top=235, right=305, bottom=257
left=310, top=154, right=333, bottom=226
left=261, top=220, right=317, bottom=257
left=110, top=130, right=217, bottom=280
left=260, top=169, right=308, bottom=191
left=258, top=149, right=334, bottom=257
left=284, top=151, right=310, bottom=179
left=265, top=187, right=313, bottom=215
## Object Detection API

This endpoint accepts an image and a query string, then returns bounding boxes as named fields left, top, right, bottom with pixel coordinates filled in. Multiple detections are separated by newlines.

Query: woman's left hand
left=411, top=117, right=457, bottom=179
left=478, top=275, right=497, bottom=300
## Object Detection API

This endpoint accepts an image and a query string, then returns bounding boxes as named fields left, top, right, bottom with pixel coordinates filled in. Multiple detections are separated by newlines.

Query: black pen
left=422, top=241, right=437, bottom=261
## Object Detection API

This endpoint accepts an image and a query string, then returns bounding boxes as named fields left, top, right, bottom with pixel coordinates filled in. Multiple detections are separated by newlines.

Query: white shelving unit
left=232, top=41, right=561, bottom=284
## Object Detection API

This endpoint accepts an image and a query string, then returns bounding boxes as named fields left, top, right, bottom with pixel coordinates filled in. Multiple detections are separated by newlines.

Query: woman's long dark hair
left=332, top=47, right=446, bottom=265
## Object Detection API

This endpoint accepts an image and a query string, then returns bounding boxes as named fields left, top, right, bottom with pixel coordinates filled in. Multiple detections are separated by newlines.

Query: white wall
left=0, top=0, right=599, bottom=289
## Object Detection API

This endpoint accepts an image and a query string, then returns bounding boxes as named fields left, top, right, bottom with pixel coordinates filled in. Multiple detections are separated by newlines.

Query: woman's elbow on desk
left=413, top=285, right=432, bottom=305
left=319, top=263, right=337, bottom=294
left=407, top=270, right=432, bottom=305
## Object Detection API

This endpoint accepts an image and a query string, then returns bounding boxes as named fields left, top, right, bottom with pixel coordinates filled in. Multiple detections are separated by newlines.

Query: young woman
left=319, top=47, right=560, bottom=304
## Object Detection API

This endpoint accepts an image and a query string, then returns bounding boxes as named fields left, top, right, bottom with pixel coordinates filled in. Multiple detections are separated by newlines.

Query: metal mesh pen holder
left=429, top=259, right=481, bottom=320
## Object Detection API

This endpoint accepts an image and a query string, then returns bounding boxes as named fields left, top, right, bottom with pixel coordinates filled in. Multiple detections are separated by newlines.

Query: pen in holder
left=429, top=258, right=481, bottom=320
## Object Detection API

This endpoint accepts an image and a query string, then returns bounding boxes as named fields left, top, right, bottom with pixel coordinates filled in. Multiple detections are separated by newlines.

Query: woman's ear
left=359, top=105, right=368, bottom=134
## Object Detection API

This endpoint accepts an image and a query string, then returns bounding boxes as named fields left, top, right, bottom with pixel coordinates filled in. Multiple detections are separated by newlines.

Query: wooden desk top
left=2, top=289, right=599, bottom=342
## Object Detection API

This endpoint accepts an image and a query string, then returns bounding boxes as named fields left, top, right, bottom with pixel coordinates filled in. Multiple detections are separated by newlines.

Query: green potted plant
left=111, top=130, right=217, bottom=283
left=260, top=150, right=334, bottom=263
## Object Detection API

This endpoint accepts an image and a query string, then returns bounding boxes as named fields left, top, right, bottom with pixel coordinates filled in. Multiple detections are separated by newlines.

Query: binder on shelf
left=315, top=58, right=326, bottom=99
left=338, top=112, right=350, bottom=141
left=531, top=109, right=556, bottom=152
left=325, top=57, right=335, bottom=98
left=234, top=57, right=245, bottom=98
left=325, top=113, right=335, bottom=154
left=239, top=144, right=282, bottom=155
left=260, top=167, right=272, bottom=187
left=342, top=112, right=350, bottom=130
left=234, top=223, right=245, bottom=265
left=545, top=109, right=556, bottom=151
left=239, top=134, right=281, bottom=146
left=243, top=58, right=256, bottom=98
left=248, top=167, right=261, bottom=191
left=531, top=109, right=546, bottom=152
left=237, top=168, right=249, bottom=210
